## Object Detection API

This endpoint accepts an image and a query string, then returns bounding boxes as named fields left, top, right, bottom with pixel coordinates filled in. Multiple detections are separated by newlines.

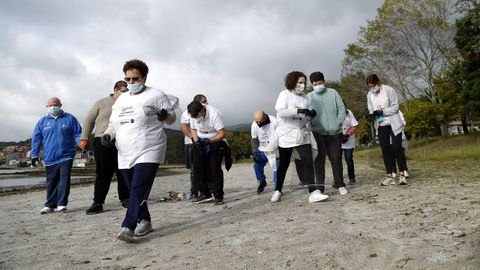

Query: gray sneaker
left=134, top=220, right=153, bottom=236
left=117, top=227, right=134, bottom=242
left=40, top=207, right=54, bottom=215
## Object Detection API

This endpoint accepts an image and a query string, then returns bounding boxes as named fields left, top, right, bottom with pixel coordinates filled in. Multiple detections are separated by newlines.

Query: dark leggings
left=276, top=144, right=315, bottom=193
left=378, top=125, right=407, bottom=174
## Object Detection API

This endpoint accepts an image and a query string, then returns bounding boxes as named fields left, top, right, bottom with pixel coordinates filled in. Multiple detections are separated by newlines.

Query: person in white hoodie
left=103, top=59, right=177, bottom=242
left=270, top=71, right=328, bottom=203
left=366, top=74, right=408, bottom=186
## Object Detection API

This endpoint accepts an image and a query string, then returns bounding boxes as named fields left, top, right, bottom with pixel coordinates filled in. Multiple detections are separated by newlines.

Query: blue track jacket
left=31, top=111, right=82, bottom=166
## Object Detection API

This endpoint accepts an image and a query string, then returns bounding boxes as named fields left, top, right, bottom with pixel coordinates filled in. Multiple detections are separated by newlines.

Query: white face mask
left=294, top=83, right=305, bottom=94
left=370, top=86, right=380, bottom=93
left=194, top=116, right=203, bottom=123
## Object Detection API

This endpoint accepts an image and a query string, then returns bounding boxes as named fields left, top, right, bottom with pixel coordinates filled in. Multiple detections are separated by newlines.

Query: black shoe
left=257, top=181, right=267, bottom=194
left=86, top=203, right=103, bottom=215
left=214, top=198, right=224, bottom=205
left=192, top=194, right=213, bottom=204
left=349, top=178, right=356, bottom=185
left=121, top=200, right=129, bottom=209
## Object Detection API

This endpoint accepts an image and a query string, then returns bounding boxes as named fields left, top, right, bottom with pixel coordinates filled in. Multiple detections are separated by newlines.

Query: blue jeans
left=120, top=163, right=159, bottom=230
left=343, top=148, right=355, bottom=180
left=45, top=159, right=73, bottom=207
left=254, top=151, right=279, bottom=187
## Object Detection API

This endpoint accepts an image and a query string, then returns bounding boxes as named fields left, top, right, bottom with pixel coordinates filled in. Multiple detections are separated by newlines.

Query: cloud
left=0, top=0, right=382, bottom=141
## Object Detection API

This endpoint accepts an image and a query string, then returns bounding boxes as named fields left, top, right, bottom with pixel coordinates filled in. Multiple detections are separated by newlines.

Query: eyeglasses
left=124, top=77, right=140, bottom=82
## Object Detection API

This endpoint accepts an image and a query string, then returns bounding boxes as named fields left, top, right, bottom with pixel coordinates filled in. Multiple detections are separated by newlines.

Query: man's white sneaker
left=381, top=177, right=395, bottom=186
left=404, top=170, right=410, bottom=178
left=309, top=190, right=329, bottom=203
left=399, top=175, right=408, bottom=185
left=55, top=206, right=67, bottom=212
left=40, top=207, right=54, bottom=215
left=117, top=227, right=134, bottom=242
left=134, top=220, right=153, bottom=236
left=339, top=187, right=348, bottom=195
left=271, top=191, right=281, bottom=203
left=392, top=172, right=397, bottom=179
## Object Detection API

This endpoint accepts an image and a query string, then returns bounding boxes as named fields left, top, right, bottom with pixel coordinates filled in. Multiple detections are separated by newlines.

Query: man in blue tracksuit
left=31, top=97, right=82, bottom=214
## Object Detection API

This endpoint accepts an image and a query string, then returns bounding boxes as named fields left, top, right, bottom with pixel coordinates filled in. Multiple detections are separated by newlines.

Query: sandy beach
left=0, top=160, right=479, bottom=270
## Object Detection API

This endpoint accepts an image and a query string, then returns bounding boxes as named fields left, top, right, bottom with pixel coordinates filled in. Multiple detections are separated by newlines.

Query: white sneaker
left=404, top=170, right=410, bottom=178
left=134, top=220, right=153, bottom=236
left=55, top=206, right=67, bottom=212
left=392, top=172, right=397, bottom=179
left=271, top=191, right=281, bottom=203
left=117, top=227, right=134, bottom=242
left=339, top=187, right=348, bottom=195
left=381, top=176, right=395, bottom=186
left=309, top=190, right=329, bottom=203
left=399, top=175, right=408, bottom=185
left=40, top=207, right=54, bottom=215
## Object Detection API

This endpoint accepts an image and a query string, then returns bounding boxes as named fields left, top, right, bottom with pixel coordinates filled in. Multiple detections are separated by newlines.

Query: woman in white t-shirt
left=366, top=74, right=408, bottom=186
left=341, top=108, right=358, bottom=184
left=271, top=71, right=328, bottom=203
left=103, top=59, right=177, bottom=242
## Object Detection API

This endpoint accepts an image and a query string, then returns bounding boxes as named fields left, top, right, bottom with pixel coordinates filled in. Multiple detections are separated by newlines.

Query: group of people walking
left=30, top=60, right=408, bottom=243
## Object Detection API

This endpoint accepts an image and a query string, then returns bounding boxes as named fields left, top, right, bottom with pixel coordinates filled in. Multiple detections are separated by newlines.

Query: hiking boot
left=85, top=203, right=103, bottom=215
left=134, top=220, right=153, bottom=236
left=309, top=190, right=329, bottom=203
left=381, top=176, right=395, bottom=186
left=271, top=191, right=281, bottom=203
left=193, top=194, right=213, bottom=204
left=257, top=181, right=267, bottom=194
left=55, top=206, right=67, bottom=212
left=339, top=187, right=348, bottom=195
left=214, top=198, right=224, bottom=205
left=40, top=207, right=54, bottom=215
left=121, top=199, right=129, bottom=209
left=117, top=227, right=134, bottom=242
left=399, top=175, right=408, bottom=185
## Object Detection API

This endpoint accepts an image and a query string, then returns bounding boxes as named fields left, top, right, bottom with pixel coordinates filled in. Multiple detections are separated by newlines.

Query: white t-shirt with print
left=180, top=110, right=193, bottom=145
left=190, top=105, right=224, bottom=140
left=108, top=87, right=176, bottom=169
left=251, top=115, right=277, bottom=152
left=342, top=109, right=358, bottom=149
left=275, top=89, right=311, bottom=148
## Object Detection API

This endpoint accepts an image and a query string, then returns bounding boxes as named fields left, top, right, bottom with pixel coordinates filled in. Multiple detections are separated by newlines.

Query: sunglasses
left=124, top=77, right=140, bottom=82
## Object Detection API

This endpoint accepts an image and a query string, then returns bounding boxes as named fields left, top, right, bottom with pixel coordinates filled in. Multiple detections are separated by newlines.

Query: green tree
left=454, top=1, right=480, bottom=116
left=343, top=0, right=458, bottom=104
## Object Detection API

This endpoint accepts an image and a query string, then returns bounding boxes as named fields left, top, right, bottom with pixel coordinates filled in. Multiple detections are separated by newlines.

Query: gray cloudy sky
left=0, top=0, right=383, bottom=141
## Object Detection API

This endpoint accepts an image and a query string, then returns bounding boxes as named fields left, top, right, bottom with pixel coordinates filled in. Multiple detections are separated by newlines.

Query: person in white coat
left=366, top=74, right=408, bottom=186
left=103, top=59, right=177, bottom=242
left=271, top=71, right=328, bottom=203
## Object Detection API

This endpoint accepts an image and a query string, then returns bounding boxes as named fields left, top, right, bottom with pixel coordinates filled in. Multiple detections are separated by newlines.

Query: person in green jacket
left=307, top=72, right=347, bottom=196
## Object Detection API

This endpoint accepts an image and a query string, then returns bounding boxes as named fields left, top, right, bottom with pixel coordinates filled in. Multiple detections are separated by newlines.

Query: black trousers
left=378, top=125, right=407, bottom=174
left=277, top=144, right=315, bottom=193
left=313, top=132, right=345, bottom=191
left=93, top=137, right=129, bottom=204
left=191, top=141, right=224, bottom=199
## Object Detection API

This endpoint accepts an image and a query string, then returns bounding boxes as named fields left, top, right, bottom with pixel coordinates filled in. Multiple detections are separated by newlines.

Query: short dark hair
left=284, top=71, right=307, bottom=90
left=366, top=74, right=380, bottom=85
left=193, top=94, right=207, bottom=103
left=188, top=101, right=204, bottom=118
left=309, top=71, right=325, bottom=83
left=123, top=59, right=149, bottom=77
left=113, top=80, right=127, bottom=90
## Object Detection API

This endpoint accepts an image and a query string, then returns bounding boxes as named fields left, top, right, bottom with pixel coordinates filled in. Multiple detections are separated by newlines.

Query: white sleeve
left=275, top=91, right=288, bottom=111
left=350, top=111, right=358, bottom=127
left=180, top=111, right=190, bottom=124
left=251, top=122, right=258, bottom=138
left=211, top=109, right=224, bottom=131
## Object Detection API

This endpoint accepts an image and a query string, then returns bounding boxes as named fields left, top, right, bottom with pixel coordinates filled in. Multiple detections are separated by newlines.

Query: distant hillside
left=224, top=123, right=251, bottom=133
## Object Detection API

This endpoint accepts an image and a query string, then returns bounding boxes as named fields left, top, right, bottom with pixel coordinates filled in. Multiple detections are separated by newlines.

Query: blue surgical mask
left=128, top=83, right=144, bottom=94
left=47, top=106, right=62, bottom=116
left=313, top=84, right=325, bottom=93
left=370, top=86, right=380, bottom=93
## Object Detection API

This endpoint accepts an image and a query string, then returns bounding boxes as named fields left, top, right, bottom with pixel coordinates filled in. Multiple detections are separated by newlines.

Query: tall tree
left=454, top=1, right=480, bottom=116
left=343, top=0, right=458, bottom=104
